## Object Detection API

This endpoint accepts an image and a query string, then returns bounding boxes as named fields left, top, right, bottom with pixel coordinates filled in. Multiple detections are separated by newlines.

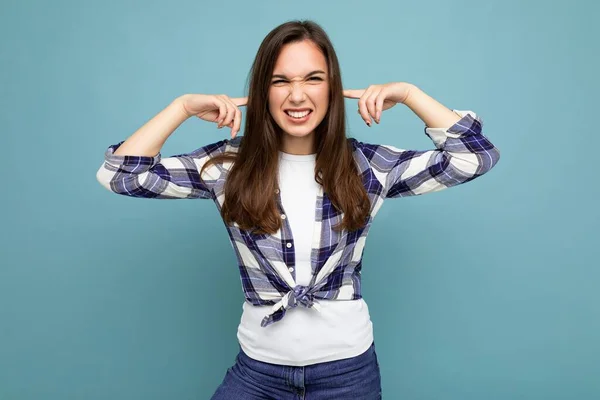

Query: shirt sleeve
left=95, top=138, right=231, bottom=199
left=355, top=110, right=500, bottom=199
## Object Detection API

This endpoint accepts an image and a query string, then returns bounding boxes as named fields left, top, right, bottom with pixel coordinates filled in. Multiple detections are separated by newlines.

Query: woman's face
left=268, top=40, right=330, bottom=150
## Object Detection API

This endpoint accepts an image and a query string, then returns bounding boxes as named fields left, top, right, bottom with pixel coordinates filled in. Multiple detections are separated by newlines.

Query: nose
left=289, top=81, right=306, bottom=103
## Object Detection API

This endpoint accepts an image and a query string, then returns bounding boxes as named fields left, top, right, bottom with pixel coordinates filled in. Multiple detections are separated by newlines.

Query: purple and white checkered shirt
left=96, top=110, right=500, bottom=327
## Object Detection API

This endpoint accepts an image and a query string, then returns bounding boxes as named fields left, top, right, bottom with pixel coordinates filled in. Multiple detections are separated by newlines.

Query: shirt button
left=286, top=242, right=292, bottom=248
left=288, top=267, right=294, bottom=272
left=281, top=214, right=286, bottom=219
left=275, top=189, right=280, bottom=194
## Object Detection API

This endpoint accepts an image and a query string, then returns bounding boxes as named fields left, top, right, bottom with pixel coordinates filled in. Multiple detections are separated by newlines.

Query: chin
left=278, top=116, right=324, bottom=136
left=282, top=125, right=315, bottom=136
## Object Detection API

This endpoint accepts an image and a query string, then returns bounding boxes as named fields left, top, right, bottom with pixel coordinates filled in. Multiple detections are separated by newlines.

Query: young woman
left=96, top=19, right=500, bottom=400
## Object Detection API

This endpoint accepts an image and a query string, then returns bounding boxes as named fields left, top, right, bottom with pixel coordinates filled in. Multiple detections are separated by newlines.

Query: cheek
left=313, top=88, right=330, bottom=111
left=268, top=90, right=284, bottom=114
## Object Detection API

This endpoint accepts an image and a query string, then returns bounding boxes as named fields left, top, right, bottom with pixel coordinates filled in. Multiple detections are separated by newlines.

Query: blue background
left=1, top=0, right=598, bottom=398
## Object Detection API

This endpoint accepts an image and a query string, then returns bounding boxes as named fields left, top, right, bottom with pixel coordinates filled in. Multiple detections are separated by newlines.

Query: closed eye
left=272, top=77, right=324, bottom=84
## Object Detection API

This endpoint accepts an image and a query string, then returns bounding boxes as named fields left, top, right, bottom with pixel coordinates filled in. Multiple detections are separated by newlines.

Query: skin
left=265, top=40, right=462, bottom=156
left=268, top=40, right=330, bottom=155
left=185, top=43, right=463, bottom=152
left=111, top=37, right=463, bottom=159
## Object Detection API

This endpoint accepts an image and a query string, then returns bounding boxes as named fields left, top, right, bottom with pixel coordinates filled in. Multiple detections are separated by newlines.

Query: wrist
left=173, top=94, right=192, bottom=118
left=400, top=83, right=418, bottom=105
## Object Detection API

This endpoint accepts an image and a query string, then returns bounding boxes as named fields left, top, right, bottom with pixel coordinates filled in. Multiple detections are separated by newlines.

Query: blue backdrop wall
left=1, top=0, right=598, bottom=398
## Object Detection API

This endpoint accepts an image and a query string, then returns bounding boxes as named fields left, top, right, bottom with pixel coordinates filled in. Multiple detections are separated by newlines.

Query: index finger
left=343, top=89, right=365, bottom=99
left=231, top=97, right=248, bottom=107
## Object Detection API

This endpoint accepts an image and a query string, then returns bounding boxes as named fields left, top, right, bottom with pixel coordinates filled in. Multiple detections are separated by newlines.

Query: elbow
left=483, top=146, right=501, bottom=174
left=96, top=164, right=115, bottom=193
left=447, top=146, right=500, bottom=176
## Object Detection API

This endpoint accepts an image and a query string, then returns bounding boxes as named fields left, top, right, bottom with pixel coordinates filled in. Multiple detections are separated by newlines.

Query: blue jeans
left=210, top=341, right=382, bottom=399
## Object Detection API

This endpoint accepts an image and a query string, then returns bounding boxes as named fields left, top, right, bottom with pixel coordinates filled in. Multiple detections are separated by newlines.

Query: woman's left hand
left=344, top=82, right=414, bottom=126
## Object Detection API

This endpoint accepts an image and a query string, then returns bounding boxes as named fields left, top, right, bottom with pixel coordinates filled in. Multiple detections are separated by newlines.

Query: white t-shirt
left=236, top=150, right=374, bottom=366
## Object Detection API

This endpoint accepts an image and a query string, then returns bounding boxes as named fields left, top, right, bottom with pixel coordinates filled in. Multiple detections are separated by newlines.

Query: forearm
left=113, top=95, right=190, bottom=157
left=403, top=84, right=462, bottom=129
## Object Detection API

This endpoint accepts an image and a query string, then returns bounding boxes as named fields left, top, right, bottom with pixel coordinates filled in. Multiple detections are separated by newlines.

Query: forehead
left=273, top=40, right=328, bottom=76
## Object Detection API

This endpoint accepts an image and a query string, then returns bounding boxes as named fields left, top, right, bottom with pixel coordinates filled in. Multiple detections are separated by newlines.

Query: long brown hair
left=200, top=20, right=370, bottom=235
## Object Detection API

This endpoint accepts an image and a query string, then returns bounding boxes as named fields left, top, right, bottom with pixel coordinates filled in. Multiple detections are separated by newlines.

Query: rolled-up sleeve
left=356, top=110, right=500, bottom=199
left=95, top=139, right=230, bottom=199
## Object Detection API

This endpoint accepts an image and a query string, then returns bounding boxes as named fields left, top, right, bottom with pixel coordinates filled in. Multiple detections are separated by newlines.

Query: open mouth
left=284, top=109, right=313, bottom=122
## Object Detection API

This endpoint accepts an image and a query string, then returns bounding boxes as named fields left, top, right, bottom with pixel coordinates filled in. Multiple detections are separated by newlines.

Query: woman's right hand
left=179, top=94, right=247, bottom=138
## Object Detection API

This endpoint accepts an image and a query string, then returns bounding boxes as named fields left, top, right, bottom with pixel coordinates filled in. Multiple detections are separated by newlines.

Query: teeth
left=286, top=110, right=311, bottom=118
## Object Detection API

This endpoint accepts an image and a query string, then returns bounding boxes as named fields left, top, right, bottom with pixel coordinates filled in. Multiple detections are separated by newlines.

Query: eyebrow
left=271, top=70, right=326, bottom=79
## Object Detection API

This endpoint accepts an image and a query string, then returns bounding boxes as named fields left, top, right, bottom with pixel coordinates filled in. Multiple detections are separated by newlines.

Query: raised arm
left=345, top=83, right=500, bottom=198
left=96, top=94, right=246, bottom=199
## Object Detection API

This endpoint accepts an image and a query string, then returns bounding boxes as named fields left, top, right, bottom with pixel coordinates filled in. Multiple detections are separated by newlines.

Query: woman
left=96, top=19, right=500, bottom=400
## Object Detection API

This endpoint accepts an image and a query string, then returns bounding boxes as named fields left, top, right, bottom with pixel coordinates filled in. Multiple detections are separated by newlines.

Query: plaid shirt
left=96, top=110, right=500, bottom=327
